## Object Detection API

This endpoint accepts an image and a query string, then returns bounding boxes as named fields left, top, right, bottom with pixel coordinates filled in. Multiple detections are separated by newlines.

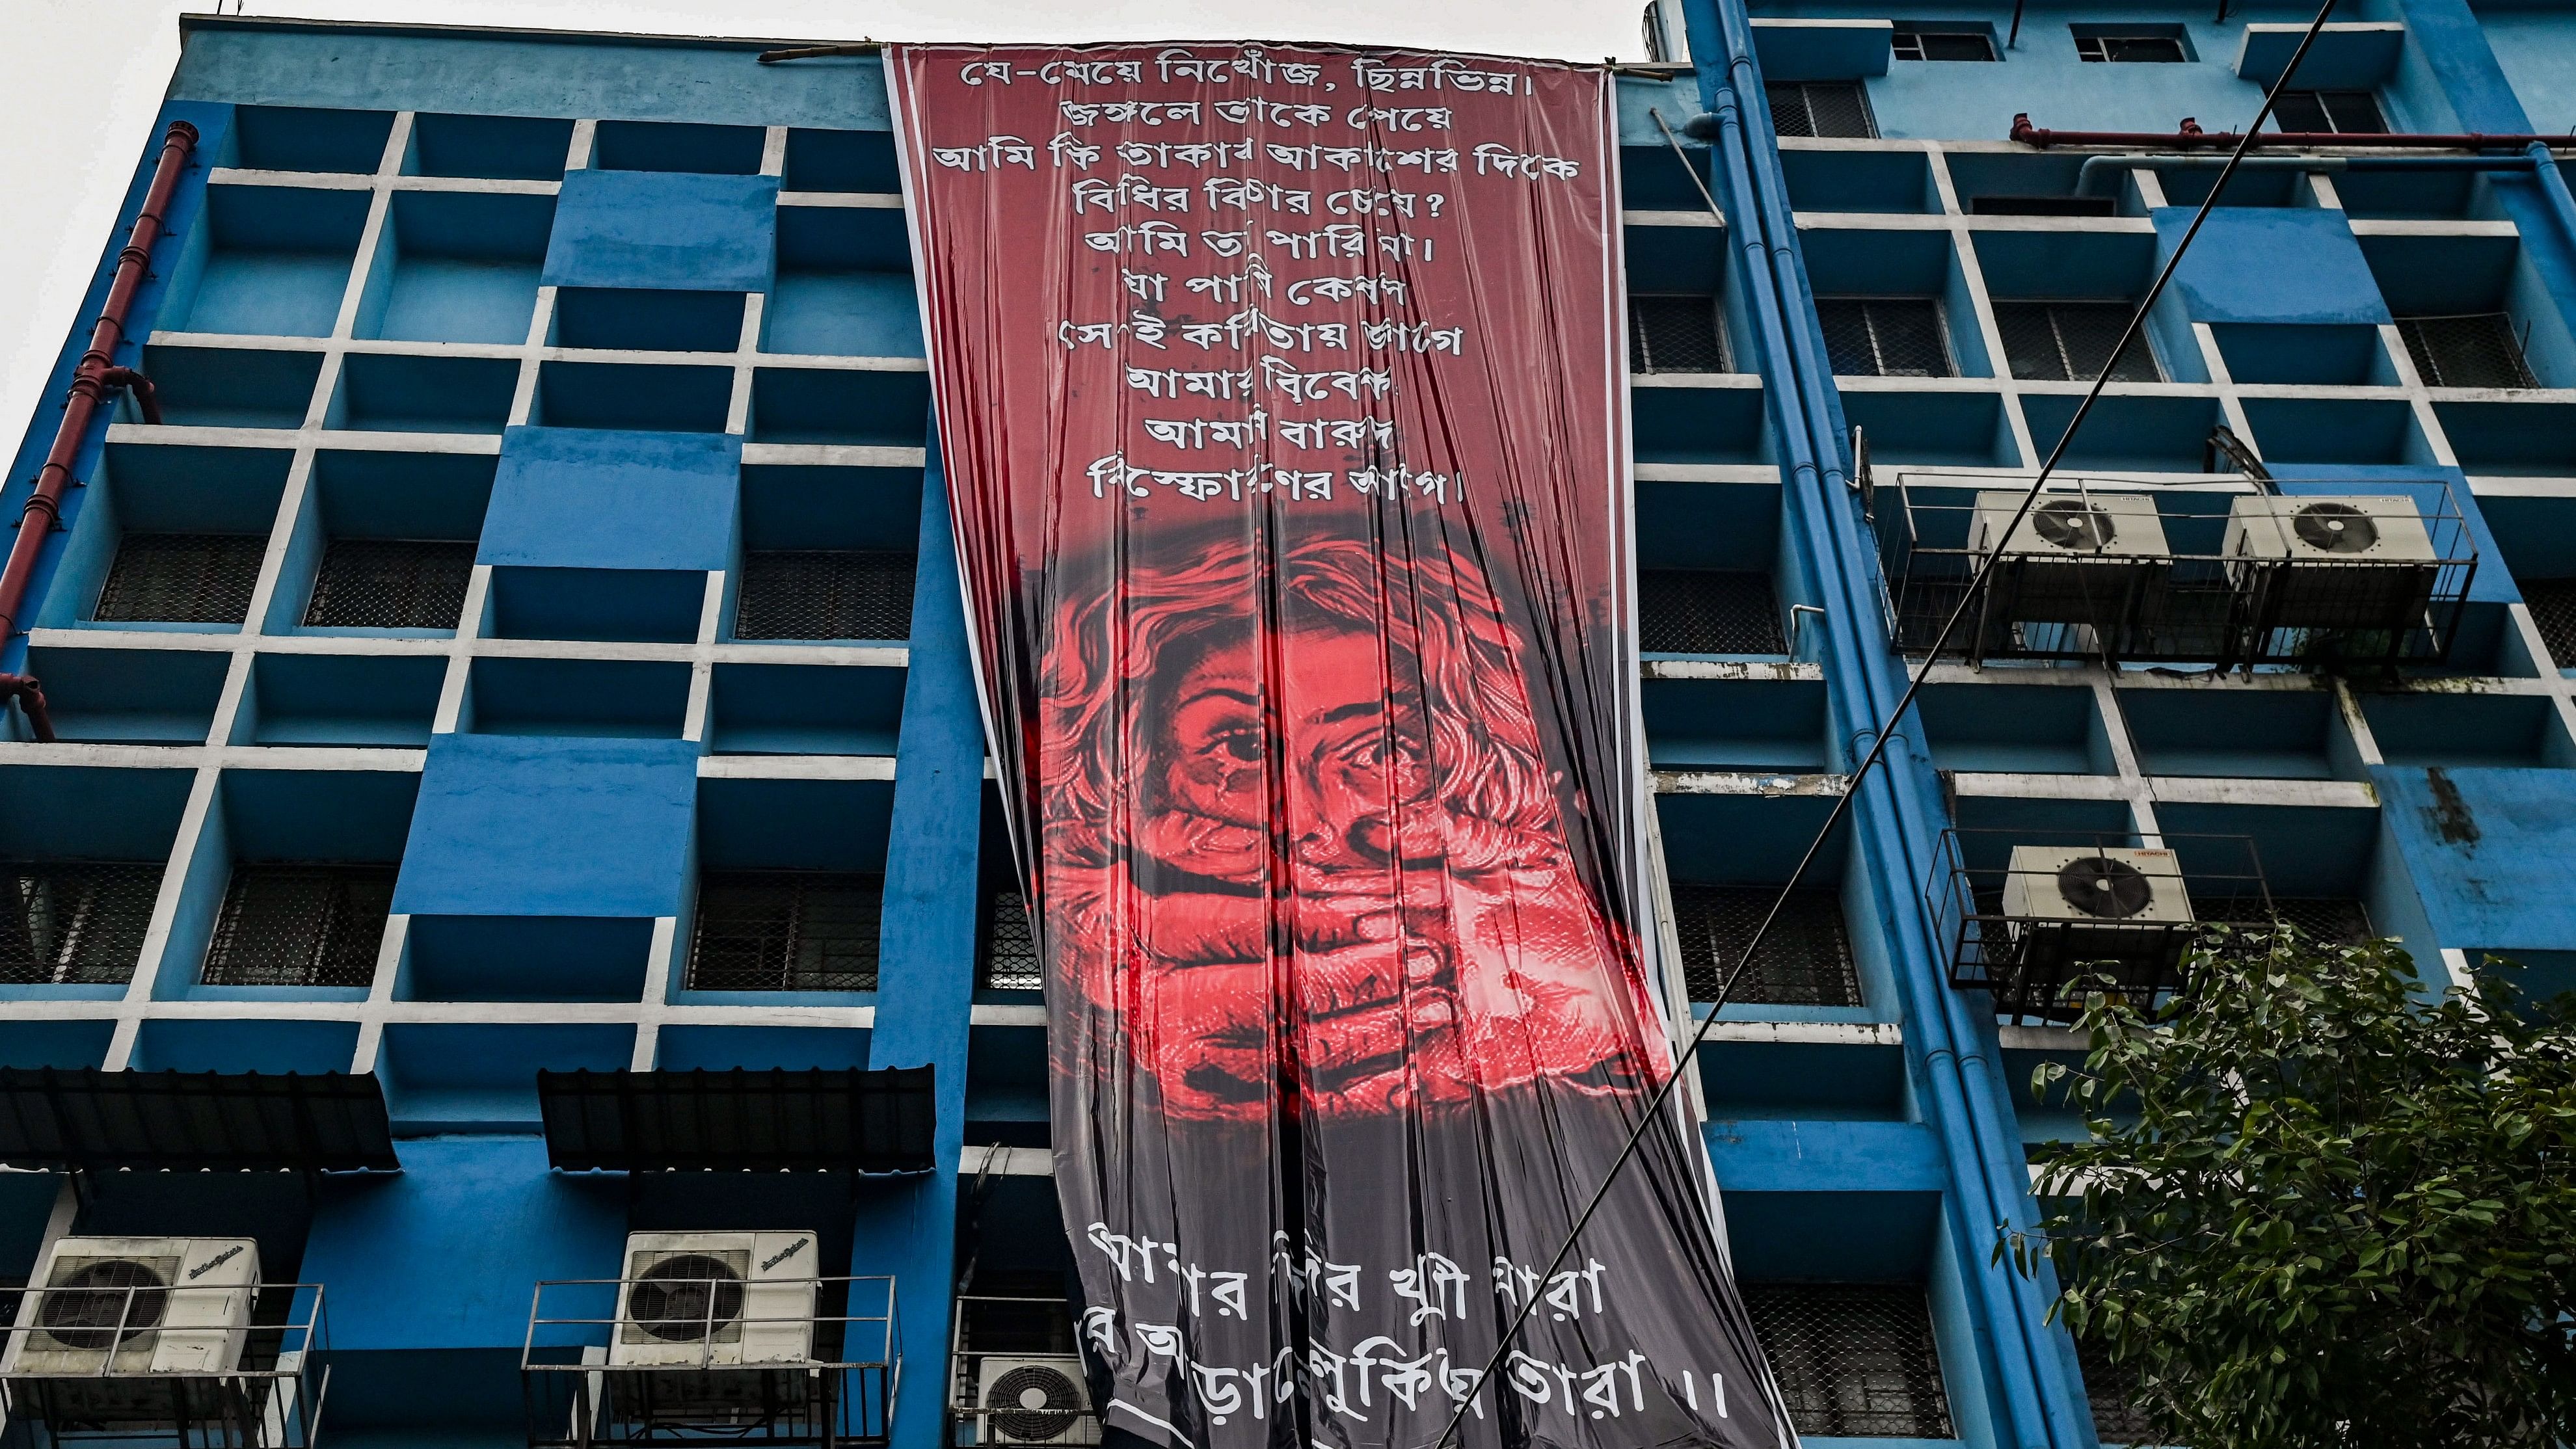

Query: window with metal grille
left=1766, top=81, right=1877, bottom=139
left=2076, top=1333, right=2158, bottom=1444
left=2075, top=33, right=2186, bottom=62
left=93, top=533, right=265, bottom=624
left=736, top=550, right=917, bottom=641
left=1818, top=297, right=1953, bottom=378
left=2199, top=895, right=2375, bottom=945
left=0, top=862, right=161, bottom=986
left=1669, top=883, right=1861, bottom=1005
left=2524, top=578, right=2576, bottom=667
left=2273, top=90, right=2388, bottom=134
left=302, top=538, right=474, bottom=630
left=1641, top=569, right=1786, bottom=654
left=200, top=864, right=394, bottom=988
left=1892, top=28, right=1996, bottom=60
left=2396, top=312, right=2537, bottom=388
left=1745, top=1283, right=1955, bottom=1439
left=980, top=889, right=1041, bottom=992
left=1630, top=294, right=1729, bottom=374
left=1995, top=301, right=2161, bottom=383
left=688, top=871, right=881, bottom=992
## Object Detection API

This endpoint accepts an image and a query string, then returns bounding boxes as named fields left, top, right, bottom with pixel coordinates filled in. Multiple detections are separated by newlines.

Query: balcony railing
left=522, top=1274, right=896, bottom=1449
left=1872, top=473, right=2476, bottom=671
left=947, top=1295, right=1097, bottom=1448
left=1925, top=829, right=2274, bottom=1024
left=0, top=1282, right=328, bottom=1449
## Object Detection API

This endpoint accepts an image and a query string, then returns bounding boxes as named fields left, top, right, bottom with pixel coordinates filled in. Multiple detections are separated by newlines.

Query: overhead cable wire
left=1424, top=3, right=2346, bottom=1443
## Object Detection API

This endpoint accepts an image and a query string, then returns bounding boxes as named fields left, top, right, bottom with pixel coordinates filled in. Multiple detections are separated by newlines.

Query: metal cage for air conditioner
left=1925, top=829, right=2274, bottom=1025
left=0, top=1281, right=329, bottom=1449
left=1872, top=473, right=2476, bottom=670
left=948, top=1296, right=1099, bottom=1448
left=522, top=1273, right=896, bottom=1449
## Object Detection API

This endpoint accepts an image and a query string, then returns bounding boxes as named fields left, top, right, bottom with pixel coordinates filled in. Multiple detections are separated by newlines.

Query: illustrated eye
left=1210, top=728, right=1263, bottom=764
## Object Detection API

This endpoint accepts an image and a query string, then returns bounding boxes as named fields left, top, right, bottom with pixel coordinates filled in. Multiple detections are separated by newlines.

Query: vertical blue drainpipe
left=1669, top=5, right=2091, bottom=1444
left=857, top=417, right=983, bottom=1448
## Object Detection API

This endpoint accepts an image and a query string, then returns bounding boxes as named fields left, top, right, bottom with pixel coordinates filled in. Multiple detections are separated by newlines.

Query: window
left=1669, top=883, right=1860, bottom=1005
left=980, top=888, right=1041, bottom=991
left=2076, top=1333, right=2156, bottom=1444
left=688, top=871, right=882, bottom=992
left=1892, top=27, right=1997, bottom=60
left=1968, top=194, right=2118, bottom=217
left=1629, top=293, right=1729, bottom=373
left=200, top=864, right=394, bottom=987
left=93, top=533, right=266, bottom=624
left=1818, top=297, right=1953, bottom=378
left=2396, top=312, right=2538, bottom=388
left=303, top=538, right=474, bottom=630
left=1641, top=569, right=1784, bottom=654
left=1995, top=301, right=2161, bottom=383
left=1745, top=1283, right=1955, bottom=1438
left=2525, top=578, right=2576, bottom=668
left=735, top=550, right=917, bottom=642
left=1767, top=81, right=1877, bottom=139
left=2074, top=31, right=2187, bottom=62
left=0, top=862, right=161, bottom=986
left=2273, top=90, right=2388, bottom=135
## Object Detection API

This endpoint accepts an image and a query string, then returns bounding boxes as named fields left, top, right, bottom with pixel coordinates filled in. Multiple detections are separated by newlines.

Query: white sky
left=0, top=1, right=1648, bottom=442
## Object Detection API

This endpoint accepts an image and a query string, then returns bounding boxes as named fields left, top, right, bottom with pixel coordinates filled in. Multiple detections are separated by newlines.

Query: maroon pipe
left=97, top=367, right=161, bottom=426
left=2011, top=112, right=2576, bottom=150
left=0, top=120, right=198, bottom=645
left=0, top=675, right=52, bottom=744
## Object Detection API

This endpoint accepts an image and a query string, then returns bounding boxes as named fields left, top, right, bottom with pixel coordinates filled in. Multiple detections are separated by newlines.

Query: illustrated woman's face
left=1143, top=626, right=1434, bottom=887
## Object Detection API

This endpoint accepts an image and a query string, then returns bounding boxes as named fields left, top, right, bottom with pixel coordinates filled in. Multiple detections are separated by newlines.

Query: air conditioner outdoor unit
left=2223, top=495, right=2439, bottom=630
left=2, top=1236, right=258, bottom=1378
left=1970, top=490, right=2172, bottom=624
left=1998, top=845, right=2195, bottom=1000
left=611, top=1231, right=819, bottom=1371
left=976, top=1357, right=1100, bottom=1446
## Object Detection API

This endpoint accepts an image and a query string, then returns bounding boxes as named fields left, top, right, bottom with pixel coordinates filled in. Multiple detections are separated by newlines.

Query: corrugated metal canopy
left=536, top=1067, right=936, bottom=1173
left=0, top=1069, right=399, bottom=1173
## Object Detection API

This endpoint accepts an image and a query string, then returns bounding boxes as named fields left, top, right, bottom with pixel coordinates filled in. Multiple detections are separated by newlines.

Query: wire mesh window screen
left=1629, top=294, right=1729, bottom=374
left=1995, top=301, right=2161, bottom=383
left=93, top=533, right=266, bottom=624
left=980, top=889, right=1041, bottom=992
left=1818, top=298, right=1953, bottom=378
left=2075, top=33, right=2186, bottom=60
left=2198, top=895, right=2375, bottom=945
left=2076, top=1333, right=2158, bottom=1444
left=1640, top=569, right=1786, bottom=654
left=689, top=871, right=883, bottom=992
left=736, top=550, right=917, bottom=641
left=1670, top=883, right=1861, bottom=1005
left=0, top=862, right=161, bottom=985
left=2396, top=313, right=2537, bottom=389
left=1892, top=29, right=1996, bottom=59
left=2524, top=578, right=2576, bottom=667
left=302, top=538, right=474, bottom=630
left=1766, top=81, right=1877, bottom=139
left=200, top=864, right=395, bottom=988
left=2273, top=90, right=2388, bottom=133
left=1744, top=1283, right=1955, bottom=1439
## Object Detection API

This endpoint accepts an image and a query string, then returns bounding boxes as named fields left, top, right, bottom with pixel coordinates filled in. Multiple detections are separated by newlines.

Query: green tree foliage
left=2009, top=930, right=2576, bottom=1448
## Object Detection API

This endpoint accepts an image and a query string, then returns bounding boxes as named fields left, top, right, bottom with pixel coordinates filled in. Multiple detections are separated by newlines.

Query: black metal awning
left=536, top=1067, right=936, bottom=1174
left=0, top=1069, right=399, bottom=1173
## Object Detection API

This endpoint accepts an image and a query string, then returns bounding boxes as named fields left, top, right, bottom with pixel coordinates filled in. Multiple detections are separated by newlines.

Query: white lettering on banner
left=1060, top=100, right=1206, bottom=127
left=1049, top=133, right=1103, bottom=169
left=1265, top=226, right=1434, bottom=261
left=1084, top=453, right=1337, bottom=503
left=1203, top=177, right=1315, bottom=215
left=1118, top=138, right=1259, bottom=170
left=930, top=135, right=1038, bottom=170
left=1259, top=357, right=1395, bottom=403
left=1071, top=175, right=1192, bottom=214
left=1283, top=273, right=1406, bottom=306
left=1346, top=106, right=1456, bottom=131
left=1081, top=222, right=1190, bottom=256
left=1472, top=142, right=1584, bottom=179
left=1213, top=98, right=1337, bottom=127
left=1265, top=142, right=1460, bottom=174
left=1185, top=258, right=1274, bottom=301
left=1350, top=55, right=1523, bottom=93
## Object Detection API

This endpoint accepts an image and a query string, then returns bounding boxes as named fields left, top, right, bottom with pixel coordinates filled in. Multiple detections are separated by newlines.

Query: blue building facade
left=1, top=6, right=2573, bottom=1446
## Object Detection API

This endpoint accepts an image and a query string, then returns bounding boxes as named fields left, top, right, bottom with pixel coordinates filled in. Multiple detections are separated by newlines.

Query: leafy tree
left=2007, top=929, right=2576, bottom=1448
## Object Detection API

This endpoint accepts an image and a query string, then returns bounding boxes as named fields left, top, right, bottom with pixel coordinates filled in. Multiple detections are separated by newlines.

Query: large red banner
left=889, top=43, right=1785, bottom=1449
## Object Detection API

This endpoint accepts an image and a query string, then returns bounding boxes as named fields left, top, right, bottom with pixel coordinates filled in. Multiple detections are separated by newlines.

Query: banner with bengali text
left=888, top=42, right=1790, bottom=1449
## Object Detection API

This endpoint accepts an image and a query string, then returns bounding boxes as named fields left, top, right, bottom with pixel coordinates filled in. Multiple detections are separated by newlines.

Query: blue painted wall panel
left=2153, top=207, right=2391, bottom=325
left=394, top=734, right=696, bottom=917
left=1704, top=1118, right=1948, bottom=1193
left=543, top=169, right=779, bottom=293
left=2374, top=765, right=2576, bottom=953
left=302, top=1135, right=624, bottom=1351
left=481, top=425, right=742, bottom=571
